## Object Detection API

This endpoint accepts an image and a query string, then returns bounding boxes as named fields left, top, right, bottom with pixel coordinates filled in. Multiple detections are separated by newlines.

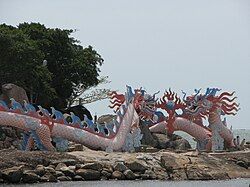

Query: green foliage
left=0, top=23, right=104, bottom=108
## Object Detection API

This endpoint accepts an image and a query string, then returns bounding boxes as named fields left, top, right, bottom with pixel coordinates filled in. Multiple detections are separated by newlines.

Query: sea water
left=2, top=179, right=250, bottom=187
left=175, top=129, right=250, bottom=148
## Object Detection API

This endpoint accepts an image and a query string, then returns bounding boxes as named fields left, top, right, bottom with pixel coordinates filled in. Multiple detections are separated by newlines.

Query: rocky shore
left=0, top=147, right=249, bottom=184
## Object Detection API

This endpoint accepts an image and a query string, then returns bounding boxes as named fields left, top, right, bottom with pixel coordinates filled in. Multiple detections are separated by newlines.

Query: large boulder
left=97, top=114, right=116, bottom=124
left=75, top=169, right=101, bottom=180
left=0, top=83, right=29, bottom=106
left=152, top=133, right=191, bottom=150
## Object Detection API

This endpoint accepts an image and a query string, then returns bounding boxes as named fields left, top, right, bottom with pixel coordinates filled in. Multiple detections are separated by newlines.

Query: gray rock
left=45, top=166, right=56, bottom=175
left=76, top=169, right=101, bottom=180
left=125, top=159, right=147, bottom=172
left=57, top=176, right=71, bottom=181
left=72, top=144, right=84, bottom=151
left=123, top=169, right=136, bottom=180
left=101, top=170, right=112, bottom=178
left=55, top=163, right=67, bottom=171
left=144, top=170, right=157, bottom=179
left=40, top=173, right=57, bottom=182
left=1, top=166, right=23, bottom=183
left=174, top=139, right=191, bottom=150
left=113, top=162, right=128, bottom=172
left=60, top=167, right=75, bottom=178
left=48, top=164, right=56, bottom=169
left=97, top=114, right=116, bottom=124
left=152, top=133, right=191, bottom=150
left=73, top=175, right=84, bottom=181
left=111, top=171, right=125, bottom=180
left=22, top=171, right=40, bottom=183
left=34, top=165, right=46, bottom=176
left=55, top=171, right=64, bottom=178
left=51, top=159, right=77, bottom=166
left=75, top=164, right=84, bottom=170
left=152, top=133, right=170, bottom=149
left=140, top=173, right=151, bottom=180
left=236, top=160, right=248, bottom=169
left=68, top=166, right=76, bottom=170
left=82, top=162, right=103, bottom=171
left=1, top=83, right=29, bottom=105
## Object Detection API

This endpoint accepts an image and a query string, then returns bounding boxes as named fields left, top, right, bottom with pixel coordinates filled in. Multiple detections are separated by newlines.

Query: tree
left=68, top=76, right=111, bottom=106
left=0, top=22, right=106, bottom=109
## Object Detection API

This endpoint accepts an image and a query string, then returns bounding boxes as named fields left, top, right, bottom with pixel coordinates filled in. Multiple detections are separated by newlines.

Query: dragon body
left=0, top=86, right=140, bottom=152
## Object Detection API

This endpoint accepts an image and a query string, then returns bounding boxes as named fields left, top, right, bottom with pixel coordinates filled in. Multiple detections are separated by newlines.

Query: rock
left=1, top=166, right=23, bottom=183
left=73, top=144, right=84, bottom=151
left=60, top=167, right=75, bottom=178
left=76, top=169, right=101, bottom=180
left=51, top=159, right=77, bottom=166
left=57, top=176, right=71, bottom=181
left=55, top=171, right=64, bottom=178
left=155, top=133, right=191, bottom=150
left=0, top=141, right=4, bottom=149
left=101, top=170, right=112, bottom=178
left=55, top=163, right=67, bottom=171
left=152, top=133, right=170, bottom=149
left=1, top=83, right=29, bottom=105
left=75, top=164, right=84, bottom=170
left=170, top=169, right=187, bottom=180
left=140, top=173, right=151, bottom=180
left=125, top=159, right=147, bottom=172
left=144, top=170, right=157, bottom=179
left=140, top=120, right=158, bottom=147
left=123, top=169, right=136, bottom=180
left=82, top=162, right=103, bottom=171
left=113, top=162, right=128, bottom=172
left=73, top=175, right=84, bottom=181
left=68, top=165, right=76, bottom=170
left=236, top=160, right=248, bottom=169
left=186, top=166, right=213, bottom=180
left=174, top=139, right=191, bottom=150
left=207, top=171, right=230, bottom=180
left=97, top=114, right=116, bottom=124
left=34, top=165, right=46, bottom=176
left=111, top=171, right=125, bottom=180
left=160, top=154, right=187, bottom=173
left=22, top=171, right=40, bottom=183
left=45, top=166, right=56, bottom=175
left=40, top=173, right=57, bottom=182
left=48, top=164, right=56, bottom=169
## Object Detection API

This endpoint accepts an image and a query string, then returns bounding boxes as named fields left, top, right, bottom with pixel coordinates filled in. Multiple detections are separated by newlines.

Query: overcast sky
left=1, top=0, right=249, bottom=129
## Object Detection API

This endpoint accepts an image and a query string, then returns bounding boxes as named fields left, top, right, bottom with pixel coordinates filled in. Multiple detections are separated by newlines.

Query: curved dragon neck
left=208, top=109, right=221, bottom=125
left=51, top=102, right=138, bottom=151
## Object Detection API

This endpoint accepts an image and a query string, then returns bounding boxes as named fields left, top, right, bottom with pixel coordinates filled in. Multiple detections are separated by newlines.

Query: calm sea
left=175, top=129, right=250, bottom=148
left=2, top=179, right=250, bottom=187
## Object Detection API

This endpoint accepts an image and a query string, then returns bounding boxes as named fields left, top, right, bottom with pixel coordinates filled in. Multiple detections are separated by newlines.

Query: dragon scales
left=0, top=86, right=141, bottom=152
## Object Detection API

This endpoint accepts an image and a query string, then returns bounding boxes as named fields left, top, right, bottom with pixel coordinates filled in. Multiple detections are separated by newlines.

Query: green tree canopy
left=0, top=22, right=104, bottom=109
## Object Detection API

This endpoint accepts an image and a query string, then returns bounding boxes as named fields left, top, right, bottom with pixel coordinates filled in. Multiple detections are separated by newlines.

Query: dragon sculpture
left=0, top=86, right=150, bottom=152
left=0, top=84, right=240, bottom=152
left=149, top=88, right=239, bottom=151
left=183, top=88, right=240, bottom=151
left=150, top=89, right=212, bottom=150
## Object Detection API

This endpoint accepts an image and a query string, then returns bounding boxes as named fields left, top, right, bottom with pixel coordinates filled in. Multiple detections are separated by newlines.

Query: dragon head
left=156, top=88, right=186, bottom=134
left=108, top=86, right=158, bottom=121
left=183, top=88, right=240, bottom=118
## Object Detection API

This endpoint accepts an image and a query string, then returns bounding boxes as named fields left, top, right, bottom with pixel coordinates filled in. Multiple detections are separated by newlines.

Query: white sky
left=1, top=0, right=250, bottom=129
